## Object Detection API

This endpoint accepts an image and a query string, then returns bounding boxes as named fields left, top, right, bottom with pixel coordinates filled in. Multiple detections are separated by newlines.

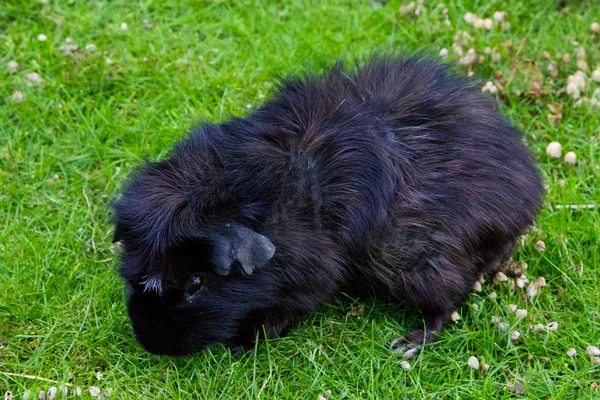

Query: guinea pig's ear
left=209, top=223, right=276, bottom=276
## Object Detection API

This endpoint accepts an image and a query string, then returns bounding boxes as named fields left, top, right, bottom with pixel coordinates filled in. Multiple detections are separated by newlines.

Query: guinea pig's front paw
left=390, top=328, right=437, bottom=360
left=390, top=337, right=422, bottom=360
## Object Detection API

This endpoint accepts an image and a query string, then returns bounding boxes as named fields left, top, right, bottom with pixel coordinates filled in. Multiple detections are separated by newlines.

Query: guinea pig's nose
left=130, top=320, right=172, bottom=356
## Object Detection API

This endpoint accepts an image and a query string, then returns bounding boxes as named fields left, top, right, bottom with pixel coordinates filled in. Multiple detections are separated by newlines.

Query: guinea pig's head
left=112, top=155, right=277, bottom=356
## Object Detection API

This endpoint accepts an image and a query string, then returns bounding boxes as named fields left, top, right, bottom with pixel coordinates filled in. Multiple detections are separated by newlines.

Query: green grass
left=1, top=0, right=600, bottom=398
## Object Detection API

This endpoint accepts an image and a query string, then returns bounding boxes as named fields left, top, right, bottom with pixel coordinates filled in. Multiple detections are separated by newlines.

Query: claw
left=391, top=337, right=422, bottom=359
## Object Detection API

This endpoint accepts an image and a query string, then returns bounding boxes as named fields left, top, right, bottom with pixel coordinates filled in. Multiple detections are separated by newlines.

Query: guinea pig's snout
left=128, top=308, right=191, bottom=356
left=125, top=285, right=213, bottom=357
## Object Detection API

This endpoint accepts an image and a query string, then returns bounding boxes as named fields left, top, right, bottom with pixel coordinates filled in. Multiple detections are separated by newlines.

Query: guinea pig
left=112, top=53, right=543, bottom=358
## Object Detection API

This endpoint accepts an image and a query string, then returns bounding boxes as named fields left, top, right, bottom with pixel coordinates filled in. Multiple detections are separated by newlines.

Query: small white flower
left=509, top=304, right=517, bottom=313
left=532, top=323, right=544, bottom=334
left=468, top=356, right=479, bottom=369
left=536, top=277, right=547, bottom=287
left=493, top=11, right=507, bottom=21
left=439, top=48, right=449, bottom=59
left=510, top=330, right=520, bottom=341
left=564, top=152, right=577, bottom=165
left=458, top=48, right=477, bottom=66
left=88, top=387, right=100, bottom=398
left=567, top=70, right=587, bottom=94
left=26, top=72, right=43, bottom=83
left=515, top=309, right=527, bottom=318
left=535, top=240, right=546, bottom=252
left=586, top=346, right=600, bottom=356
left=451, top=311, right=460, bottom=321
left=22, top=391, right=31, bottom=400
left=85, top=43, right=97, bottom=52
left=495, top=271, right=508, bottom=282
left=483, top=18, right=493, bottom=30
left=105, top=58, right=114, bottom=65
left=399, top=2, right=416, bottom=15
left=37, top=34, right=47, bottom=41
left=61, top=43, right=78, bottom=52
left=577, top=59, right=589, bottom=71
left=46, top=388, right=56, bottom=400
left=515, top=278, right=525, bottom=288
left=546, top=142, right=562, bottom=158
left=482, top=81, right=498, bottom=94
left=121, top=22, right=128, bottom=30
left=591, top=22, right=600, bottom=33
left=567, top=348, right=577, bottom=357
left=546, top=322, right=558, bottom=331
left=11, top=91, right=24, bottom=102
left=7, top=60, right=19, bottom=70
left=38, top=392, right=45, bottom=400
left=473, top=281, right=482, bottom=292
left=489, top=292, right=497, bottom=299
left=464, top=12, right=478, bottom=24
left=592, top=69, right=600, bottom=82
left=566, top=83, right=580, bottom=99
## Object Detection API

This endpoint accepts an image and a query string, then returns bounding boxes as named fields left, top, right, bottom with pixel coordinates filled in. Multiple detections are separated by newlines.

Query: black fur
left=113, top=54, right=543, bottom=357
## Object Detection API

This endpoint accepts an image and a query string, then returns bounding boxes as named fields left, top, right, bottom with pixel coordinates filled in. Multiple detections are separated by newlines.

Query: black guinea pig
left=112, top=53, right=543, bottom=358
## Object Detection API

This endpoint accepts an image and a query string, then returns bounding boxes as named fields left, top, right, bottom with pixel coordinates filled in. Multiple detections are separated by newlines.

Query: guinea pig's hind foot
left=390, top=329, right=435, bottom=360
left=390, top=314, right=446, bottom=360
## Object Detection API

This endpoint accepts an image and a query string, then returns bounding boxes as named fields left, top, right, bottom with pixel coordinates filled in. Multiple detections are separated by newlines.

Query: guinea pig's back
left=371, top=56, right=543, bottom=238
left=247, top=54, right=543, bottom=259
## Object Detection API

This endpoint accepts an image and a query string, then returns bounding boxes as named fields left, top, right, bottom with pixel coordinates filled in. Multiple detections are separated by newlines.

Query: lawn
left=1, top=0, right=599, bottom=398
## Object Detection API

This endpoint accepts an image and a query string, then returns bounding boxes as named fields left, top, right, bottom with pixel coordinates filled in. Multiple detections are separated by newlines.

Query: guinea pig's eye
left=185, top=274, right=206, bottom=296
